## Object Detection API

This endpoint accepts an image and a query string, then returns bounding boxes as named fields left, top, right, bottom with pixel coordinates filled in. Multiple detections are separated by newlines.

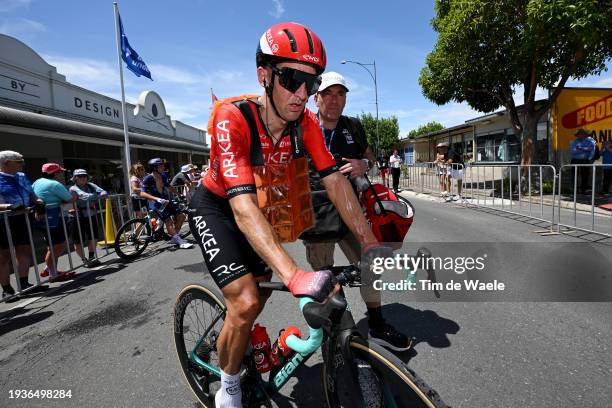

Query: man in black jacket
left=302, top=72, right=410, bottom=351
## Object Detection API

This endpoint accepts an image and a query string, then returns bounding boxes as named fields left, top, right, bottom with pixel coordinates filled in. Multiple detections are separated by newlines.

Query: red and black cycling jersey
left=203, top=99, right=338, bottom=198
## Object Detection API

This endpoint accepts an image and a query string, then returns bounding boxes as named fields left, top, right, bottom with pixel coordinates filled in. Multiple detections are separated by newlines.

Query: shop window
left=477, top=132, right=520, bottom=162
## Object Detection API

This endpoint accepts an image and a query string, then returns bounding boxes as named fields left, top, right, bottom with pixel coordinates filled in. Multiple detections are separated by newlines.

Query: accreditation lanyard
left=321, top=125, right=336, bottom=151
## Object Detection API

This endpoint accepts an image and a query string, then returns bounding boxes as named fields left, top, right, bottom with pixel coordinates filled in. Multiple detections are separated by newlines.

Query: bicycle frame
left=186, top=285, right=363, bottom=402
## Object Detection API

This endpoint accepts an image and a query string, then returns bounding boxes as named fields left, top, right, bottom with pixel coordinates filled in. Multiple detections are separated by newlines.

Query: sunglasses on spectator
left=7, top=159, right=24, bottom=163
left=269, top=65, right=322, bottom=96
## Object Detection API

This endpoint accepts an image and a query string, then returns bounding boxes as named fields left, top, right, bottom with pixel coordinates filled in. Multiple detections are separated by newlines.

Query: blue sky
left=1, top=0, right=610, bottom=139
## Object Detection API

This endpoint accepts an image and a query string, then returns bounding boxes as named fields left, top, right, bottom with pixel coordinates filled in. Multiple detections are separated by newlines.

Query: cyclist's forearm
left=323, top=172, right=378, bottom=248
left=229, top=194, right=298, bottom=283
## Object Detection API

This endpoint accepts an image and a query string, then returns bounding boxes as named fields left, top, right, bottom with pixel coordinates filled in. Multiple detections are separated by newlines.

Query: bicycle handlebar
left=284, top=297, right=324, bottom=355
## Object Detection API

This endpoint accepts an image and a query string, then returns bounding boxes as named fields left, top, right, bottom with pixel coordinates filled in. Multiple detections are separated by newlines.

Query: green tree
left=419, top=0, right=612, bottom=166
left=358, top=113, right=400, bottom=153
left=407, top=121, right=445, bottom=139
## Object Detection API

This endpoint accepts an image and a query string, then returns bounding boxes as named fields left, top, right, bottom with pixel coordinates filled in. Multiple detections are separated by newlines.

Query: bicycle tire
left=322, top=336, right=447, bottom=408
left=174, top=284, right=226, bottom=408
left=114, top=218, right=151, bottom=260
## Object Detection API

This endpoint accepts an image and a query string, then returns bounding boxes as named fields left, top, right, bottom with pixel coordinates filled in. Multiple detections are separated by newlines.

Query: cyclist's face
left=315, top=85, right=347, bottom=123
left=263, top=62, right=316, bottom=122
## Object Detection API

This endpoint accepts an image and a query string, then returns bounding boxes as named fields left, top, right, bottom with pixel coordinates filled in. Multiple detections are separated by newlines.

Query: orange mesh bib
left=253, top=157, right=313, bottom=242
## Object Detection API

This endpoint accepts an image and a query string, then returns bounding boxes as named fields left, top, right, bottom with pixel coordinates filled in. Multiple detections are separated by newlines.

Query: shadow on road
left=0, top=310, right=54, bottom=336
left=356, top=303, right=460, bottom=363
left=175, top=262, right=206, bottom=274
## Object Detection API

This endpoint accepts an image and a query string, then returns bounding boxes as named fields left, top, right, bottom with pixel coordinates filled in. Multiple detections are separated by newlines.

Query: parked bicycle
left=173, top=263, right=447, bottom=407
left=114, top=198, right=191, bottom=260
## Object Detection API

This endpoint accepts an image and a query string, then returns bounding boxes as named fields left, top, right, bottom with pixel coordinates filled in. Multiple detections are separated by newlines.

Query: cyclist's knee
left=226, top=292, right=260, bottom=327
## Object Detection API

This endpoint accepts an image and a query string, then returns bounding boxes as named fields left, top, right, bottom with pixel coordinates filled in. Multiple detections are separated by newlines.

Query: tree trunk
left=520, top=118, right=538, bottom=180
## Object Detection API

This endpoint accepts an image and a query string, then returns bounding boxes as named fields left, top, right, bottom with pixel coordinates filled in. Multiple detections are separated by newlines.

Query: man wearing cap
left=570, top=128, right=597, bottom=194
left=69, top=169, right=107, bottom=267
left=0, top=151, right=49, bottom=298
left=171, top=164, right=194, bottom=198
left=32, top=163, right=77, bottom=282
left=302, top=71, right=411, bottom=352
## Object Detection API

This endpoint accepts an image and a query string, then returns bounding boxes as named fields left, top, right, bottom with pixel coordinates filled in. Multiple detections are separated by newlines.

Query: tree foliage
left=357, top=113, right=400, bottom=152
left=419, top=0, right=612, bottom=164
left=407, top=121, right=445, bottom=139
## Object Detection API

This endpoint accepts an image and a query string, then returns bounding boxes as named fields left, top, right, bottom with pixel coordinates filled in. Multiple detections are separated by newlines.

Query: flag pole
left=113, top=2, right=133, bottom=211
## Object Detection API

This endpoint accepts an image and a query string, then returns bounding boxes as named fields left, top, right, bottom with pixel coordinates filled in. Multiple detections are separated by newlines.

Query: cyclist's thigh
left=188, top=186, right=267, bottom=289
left=304, top=240, right=336, bottom=270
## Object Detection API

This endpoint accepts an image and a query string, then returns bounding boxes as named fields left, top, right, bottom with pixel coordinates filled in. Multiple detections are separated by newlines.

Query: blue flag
left=119, top=14, right=152, bottom=80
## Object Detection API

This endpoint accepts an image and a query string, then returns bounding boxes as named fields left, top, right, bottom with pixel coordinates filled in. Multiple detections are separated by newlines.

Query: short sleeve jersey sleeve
left=205, top=103, right=257, bottom=198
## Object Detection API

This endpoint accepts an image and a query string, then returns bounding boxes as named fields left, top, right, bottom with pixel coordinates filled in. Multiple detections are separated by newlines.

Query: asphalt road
left=1, top=193, right=610, bottom=408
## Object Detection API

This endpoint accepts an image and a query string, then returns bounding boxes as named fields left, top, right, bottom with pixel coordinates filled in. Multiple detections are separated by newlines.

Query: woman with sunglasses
left=188, top=22, right=391, bottom=408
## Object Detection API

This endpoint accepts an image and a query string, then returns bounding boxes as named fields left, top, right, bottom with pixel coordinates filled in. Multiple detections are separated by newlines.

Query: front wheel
left=174, top=284, right=226, bottom=408
left=114, top=218, right=151, bottom=260
left=322, top=337, right=447, bottom=408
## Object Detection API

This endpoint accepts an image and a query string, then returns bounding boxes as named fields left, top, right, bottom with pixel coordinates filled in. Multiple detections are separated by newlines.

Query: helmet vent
left=283, top=29, right=298, bottom=52
left=304, top=29, right=314, bottom=54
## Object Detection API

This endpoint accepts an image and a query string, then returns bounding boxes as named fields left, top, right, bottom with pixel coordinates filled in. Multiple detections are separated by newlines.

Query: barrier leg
left=3, top=213, right=21, bottom=292
left=23, top=213, right=40, bottom=283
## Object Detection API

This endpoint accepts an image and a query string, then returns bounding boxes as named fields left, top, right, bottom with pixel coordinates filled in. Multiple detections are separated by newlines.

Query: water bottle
left=250, top=323, right=271, bottom=373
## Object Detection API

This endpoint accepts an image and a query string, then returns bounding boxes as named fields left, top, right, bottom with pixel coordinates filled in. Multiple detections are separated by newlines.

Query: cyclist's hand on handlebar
left=287, top=268, right=337, bottom=303
left=361, top=243, right=394, bottom=275
left=156, top=198, right=169, bottom=205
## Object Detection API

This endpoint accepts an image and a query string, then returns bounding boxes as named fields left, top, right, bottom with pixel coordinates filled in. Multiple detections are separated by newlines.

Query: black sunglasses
left=269, top=65, right=322, bottom=96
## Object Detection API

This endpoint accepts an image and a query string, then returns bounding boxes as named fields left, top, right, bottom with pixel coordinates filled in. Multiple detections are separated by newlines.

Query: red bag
left=360, top=183, right=414, bottom=249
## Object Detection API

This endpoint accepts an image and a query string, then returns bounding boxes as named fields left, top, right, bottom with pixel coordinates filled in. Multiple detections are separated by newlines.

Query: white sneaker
left=174, top=235, right=194, bottom=249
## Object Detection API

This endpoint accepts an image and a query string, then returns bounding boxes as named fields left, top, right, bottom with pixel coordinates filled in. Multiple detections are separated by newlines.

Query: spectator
left=570, top=128, right=596, bottom=194
left=171, top=164, right=194, bottom=198
left=0, top=151, right=48, bottom=298
left=303, top=71, right=409, bottom=351
left=129, top=163, right=148, bottom=217
left=389, top=149, right=402, bottom=193
left=600, top=140, right=612, bottom=195
left=435, top=142, right=449, bottom=197
left=377, top=149, right=390, bottom=187
left=200, top=165, right=208, bottom=179
left=69, top=169, right=107, bottom=267
left=32, top=163, right=76, bottom=282
left=446, top=146, right=465, bottom=202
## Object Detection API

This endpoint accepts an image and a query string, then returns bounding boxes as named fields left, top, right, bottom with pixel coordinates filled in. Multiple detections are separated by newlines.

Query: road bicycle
left=173, top=263, right=448, bottom=407
left=113, top=198, right=191, bottom=260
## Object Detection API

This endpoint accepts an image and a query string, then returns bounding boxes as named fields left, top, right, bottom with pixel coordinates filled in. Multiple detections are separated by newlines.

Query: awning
left=0, top=105, right=209, bottom=154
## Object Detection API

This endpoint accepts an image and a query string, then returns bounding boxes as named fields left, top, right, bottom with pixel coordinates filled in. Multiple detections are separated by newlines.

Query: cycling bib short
left=188, top=184, right=269, bottom=288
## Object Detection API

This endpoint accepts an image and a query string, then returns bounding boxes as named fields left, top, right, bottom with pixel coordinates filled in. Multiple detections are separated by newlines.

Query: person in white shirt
left=389, top=149, right=402, bottom=193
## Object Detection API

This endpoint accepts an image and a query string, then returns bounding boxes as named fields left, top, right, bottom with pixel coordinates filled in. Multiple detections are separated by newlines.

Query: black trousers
left=391, top=167, right=401, bottom=191
left=570, top=159, right=590, bottom=193
left=602, top=169, right=611, bottom=193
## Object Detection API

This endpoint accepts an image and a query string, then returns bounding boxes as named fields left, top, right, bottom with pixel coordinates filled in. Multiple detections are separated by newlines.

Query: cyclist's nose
left=294, top=83, right=308, bottom=100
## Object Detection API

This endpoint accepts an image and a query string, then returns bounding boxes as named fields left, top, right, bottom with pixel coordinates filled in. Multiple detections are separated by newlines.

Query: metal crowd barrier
left=398, top=162, right=465, bottom=198
left=461, top=164, right=558, bottom=232
left=556, top=163, right=612, bottom=237
left=1, top=194, right=128, bottom=301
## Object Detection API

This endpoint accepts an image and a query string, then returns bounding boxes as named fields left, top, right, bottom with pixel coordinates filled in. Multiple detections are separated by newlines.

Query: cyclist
left=304, top=71, right=410, bottom=351
left=188, top=22, right=391, bottom=408
left=141, top=158, right=192, bottom=249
